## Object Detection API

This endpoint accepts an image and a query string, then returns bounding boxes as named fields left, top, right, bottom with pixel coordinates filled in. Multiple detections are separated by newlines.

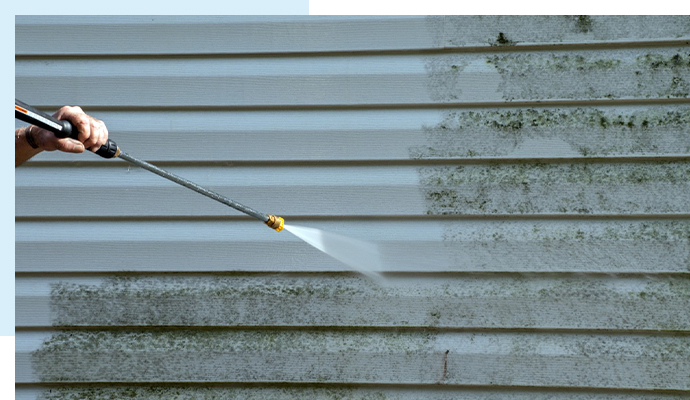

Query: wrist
left=24, top=126, right=41, bottom=149
left=15, top=126, right=43, bottom=167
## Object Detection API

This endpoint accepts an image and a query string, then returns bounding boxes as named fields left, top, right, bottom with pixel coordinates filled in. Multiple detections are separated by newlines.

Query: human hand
left=26, top=105, right=109, bottom=153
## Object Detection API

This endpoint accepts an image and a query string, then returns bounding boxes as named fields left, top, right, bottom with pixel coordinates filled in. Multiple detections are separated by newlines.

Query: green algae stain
left=512, top=221, right=690, bottom=243
left=490, top=32, right=516, bottom=46
left=666, top=276, right=690, bottom=312
left=32, top=329, right=438, bottom=383
left=487, top=53, right=624, bottom=101
left=575, top=15, right=593, bottom=33
left=638, top=52, right=690, bottom=70
left=489, top=53, right=622, bottom=75
left=424, top=57, right=468, bottom=102
left=636, top=52, right=690, bottom=98
left=420, top=161, right=690, bottom=215
left=486, top=49, right=690, bottom=101
left=426, top=48, right=689, bottom=102
left=410, top=107, right=690, bottom=159
left=49, top=275, right=376, bottom=327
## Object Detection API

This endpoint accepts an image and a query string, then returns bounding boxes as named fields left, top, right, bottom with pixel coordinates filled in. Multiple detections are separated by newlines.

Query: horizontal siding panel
left=15, top=16, right=690, bottom=55
left=16, top=47, right=690, bottom=107
left=15, top=162, right=690, bottom=217
left=15, top=219, right=690, bottom=273
left=14, top=164, right=426, bottom=217
left=16, top=104, right=690, bottom=163
left=16, top=386, right=690, bottom=400
left=16, top=274, right=690, bottom=330
left=15, top=16, right=437, bottom=55
left=16, top=330, right=690, bottom=389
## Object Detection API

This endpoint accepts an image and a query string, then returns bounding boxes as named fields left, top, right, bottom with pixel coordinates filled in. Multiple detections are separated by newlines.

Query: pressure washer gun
left=15, top=99, right=120, bottom=159
left=15, top=99, right=284, bottom=232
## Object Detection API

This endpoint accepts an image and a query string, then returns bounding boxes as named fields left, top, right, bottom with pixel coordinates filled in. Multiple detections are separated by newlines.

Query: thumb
left=55, top=138, right=86, bottom=153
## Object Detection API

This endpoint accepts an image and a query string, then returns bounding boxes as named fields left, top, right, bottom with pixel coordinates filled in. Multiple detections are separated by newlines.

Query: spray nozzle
left=265, top=214, right=285, bottom=232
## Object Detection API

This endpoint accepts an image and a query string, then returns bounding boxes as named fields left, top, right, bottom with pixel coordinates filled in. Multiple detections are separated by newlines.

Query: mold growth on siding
left=32, top=329, right=431, bottom=355
left=33, top=387, right=690, bottom=400
left=35, top=386, right=396, bottom=400
left=43, top=256, right=690, bottom=331
left=666, top=275, right=690, bottom=315
left=425, top=15, right=447, bottom=49
left=49, top=275, right=376, bottom=327
left=573, top=16, right=593, bottom=33
left=426, top=16, right=690, bottom=49
left=31, top=329, right=438, bottom=383
left=439, top=220, right=690, bottom=273
left=490, top=32, right=516, bottom=47
left=424, top=57, right=468, bottom=102
left=31, top=329, right=690, bottom=386
left=419, top=161, right=690, bottom=215
left=441, top=220, right=690, bottom=244
left=486, top=49, right=690, bottom=101
left=410, top=106, right=690, bottom=159
left=636, top=52, right=690, bottom=98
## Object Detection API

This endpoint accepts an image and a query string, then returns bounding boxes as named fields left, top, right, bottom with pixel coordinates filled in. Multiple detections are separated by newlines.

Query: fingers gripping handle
left=15, top=99, right=119, bottom=159
left=56, top=118, right=120, bottom=159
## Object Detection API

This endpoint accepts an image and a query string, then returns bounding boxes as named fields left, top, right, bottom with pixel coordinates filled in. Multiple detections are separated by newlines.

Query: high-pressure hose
left=15, top=99, right=285, bottom=232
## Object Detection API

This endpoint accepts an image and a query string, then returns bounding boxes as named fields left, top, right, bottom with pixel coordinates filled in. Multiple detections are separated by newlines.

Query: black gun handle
left=15, top=99, right=119, bottom=159
left=15, top=98, right=73, bottom=138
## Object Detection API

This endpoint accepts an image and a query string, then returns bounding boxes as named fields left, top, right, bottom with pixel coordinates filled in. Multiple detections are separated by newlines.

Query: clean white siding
left=15, top=16, right=690, bottom=399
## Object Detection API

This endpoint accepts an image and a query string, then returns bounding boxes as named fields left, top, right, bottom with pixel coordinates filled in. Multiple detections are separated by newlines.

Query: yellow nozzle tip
left=266, top=214, right=284, bottom=232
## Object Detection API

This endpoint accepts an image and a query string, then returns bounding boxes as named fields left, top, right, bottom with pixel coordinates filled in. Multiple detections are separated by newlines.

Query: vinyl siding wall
left=15, top=16, right=690, bottom=399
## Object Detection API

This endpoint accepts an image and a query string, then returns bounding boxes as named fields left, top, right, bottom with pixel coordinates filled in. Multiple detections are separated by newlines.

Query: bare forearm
left=15, top=126, right=42, bottom=167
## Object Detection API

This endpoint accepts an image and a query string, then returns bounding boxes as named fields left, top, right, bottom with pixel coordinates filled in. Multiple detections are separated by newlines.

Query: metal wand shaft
left=117, top=151, right=269, bottom=222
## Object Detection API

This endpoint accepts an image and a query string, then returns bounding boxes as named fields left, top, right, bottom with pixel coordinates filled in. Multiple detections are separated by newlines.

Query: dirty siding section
left=15, top=16, right=690, bottom=399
